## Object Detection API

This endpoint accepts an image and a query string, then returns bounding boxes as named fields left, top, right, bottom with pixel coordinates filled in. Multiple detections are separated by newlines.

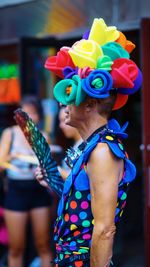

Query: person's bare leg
left=30, top=207, right=52, bottom=267
left=4, top=210, right=29, bottom=267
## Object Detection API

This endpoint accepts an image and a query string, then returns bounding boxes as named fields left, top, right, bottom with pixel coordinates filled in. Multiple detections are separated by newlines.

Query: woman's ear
left=85, top=98, right=97, bottom=112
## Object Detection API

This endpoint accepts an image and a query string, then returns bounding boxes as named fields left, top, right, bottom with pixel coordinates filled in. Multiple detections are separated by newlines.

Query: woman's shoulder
left=89, top=142, right=117, bottom=164
left=0, top=126, right=15, bottom=148
left=1, top=125, right=20, bottom=142
left=91, top=142, right=110, bottom=154
left=1, top=126, right=13, bottom=137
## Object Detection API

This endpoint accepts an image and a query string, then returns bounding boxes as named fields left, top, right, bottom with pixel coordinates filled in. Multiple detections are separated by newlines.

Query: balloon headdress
left=45, top=18, right=142, bottom=110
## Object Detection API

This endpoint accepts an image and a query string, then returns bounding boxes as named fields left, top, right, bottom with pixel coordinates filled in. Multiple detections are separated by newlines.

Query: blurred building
left=0, top=0, right=149, bottom=38
left=0, top=1, right=150, bottom=266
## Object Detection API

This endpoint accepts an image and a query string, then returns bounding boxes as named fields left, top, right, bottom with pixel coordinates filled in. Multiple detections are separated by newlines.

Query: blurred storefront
left=0, top=1, right=150, bottom=266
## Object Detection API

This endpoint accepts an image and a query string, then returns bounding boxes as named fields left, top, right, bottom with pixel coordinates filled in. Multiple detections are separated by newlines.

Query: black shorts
left=4, top=179, right=52, bottom=212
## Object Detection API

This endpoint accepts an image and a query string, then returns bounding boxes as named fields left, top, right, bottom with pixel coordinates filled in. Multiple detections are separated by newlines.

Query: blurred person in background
left=0, top=181, right=8, bottom=266
left=0, top=96, right=53, bottom=267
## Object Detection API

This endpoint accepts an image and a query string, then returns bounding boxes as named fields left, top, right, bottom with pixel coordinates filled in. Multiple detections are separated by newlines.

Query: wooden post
left=141, top=18, right=150, bottom=267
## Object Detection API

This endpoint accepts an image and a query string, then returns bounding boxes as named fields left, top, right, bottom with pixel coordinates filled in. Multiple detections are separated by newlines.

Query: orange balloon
left=126, top=40, right=136, bottom=53
left=116, top=32, right=126, bottom=48
left=116, top=32, right=136, bottom=53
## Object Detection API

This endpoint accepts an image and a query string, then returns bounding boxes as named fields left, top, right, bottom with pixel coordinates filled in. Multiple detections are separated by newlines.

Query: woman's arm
left=87, top=142, right=123, bottom=267
left=0, top=128, right=12, bottom=164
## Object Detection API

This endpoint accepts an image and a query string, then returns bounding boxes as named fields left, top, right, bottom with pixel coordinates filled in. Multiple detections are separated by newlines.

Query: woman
left=0, top=96, right=53, bottom=267
left=35, top=18, right=142, bottom=267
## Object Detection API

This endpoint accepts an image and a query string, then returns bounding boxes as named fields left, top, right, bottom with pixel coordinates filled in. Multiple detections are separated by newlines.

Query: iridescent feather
left=14, top=108, right=64, bottom=197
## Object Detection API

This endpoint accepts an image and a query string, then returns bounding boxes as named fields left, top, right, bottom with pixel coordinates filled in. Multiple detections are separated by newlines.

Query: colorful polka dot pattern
left=54, top=130, right=133, bottom=265
left=115, top=181, right=129, bottom=223
left=54, top=187, right=93, bottom=261
left=55, top=260, right=90, bottom=267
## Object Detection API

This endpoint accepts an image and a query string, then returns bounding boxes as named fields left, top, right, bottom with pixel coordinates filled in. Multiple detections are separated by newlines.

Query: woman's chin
left=65, top=120, right=71, bottom=126
left=65, top=119, right=73, bottom=127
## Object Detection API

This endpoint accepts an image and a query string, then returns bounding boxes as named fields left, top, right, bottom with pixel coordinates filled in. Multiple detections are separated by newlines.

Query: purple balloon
left=82, top=29, right=90, bottom=40
left=63, top=66, right=78, bottom=79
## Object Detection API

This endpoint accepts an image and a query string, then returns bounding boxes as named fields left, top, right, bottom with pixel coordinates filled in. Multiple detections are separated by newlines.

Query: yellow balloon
left=69, top=39, right=103, bottom=68
left=88, top=18, right=119, bottom=46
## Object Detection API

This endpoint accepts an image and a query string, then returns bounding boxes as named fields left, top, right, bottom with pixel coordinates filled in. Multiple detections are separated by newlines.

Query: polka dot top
left=54, top=119, right=136, bottom=265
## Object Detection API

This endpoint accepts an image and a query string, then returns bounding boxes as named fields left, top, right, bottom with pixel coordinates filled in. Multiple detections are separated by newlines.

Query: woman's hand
left=34, top=166, right=49, bottom=188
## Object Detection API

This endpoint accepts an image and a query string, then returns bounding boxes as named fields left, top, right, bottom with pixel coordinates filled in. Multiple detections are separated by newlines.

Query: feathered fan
left=14, top=108, right=64, bottom=197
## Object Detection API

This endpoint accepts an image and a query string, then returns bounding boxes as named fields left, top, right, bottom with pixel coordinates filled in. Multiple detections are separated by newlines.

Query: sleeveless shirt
left=53, top=119, right=136, bottom=265
left=7, top=127, right=37, bottom=180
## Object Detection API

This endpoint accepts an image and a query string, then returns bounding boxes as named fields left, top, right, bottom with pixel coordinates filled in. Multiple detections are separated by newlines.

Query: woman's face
left=22, top=104, right=40, bottom=124
left=59, top=108, right=79, bottom=138
left=63, top=104, right=86, bottom=128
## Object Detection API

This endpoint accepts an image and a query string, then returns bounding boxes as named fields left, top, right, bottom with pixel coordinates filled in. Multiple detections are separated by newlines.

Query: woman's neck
left=73, top=133, right=82, bottom=143
left=77, top=115, right=108, bottom=141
